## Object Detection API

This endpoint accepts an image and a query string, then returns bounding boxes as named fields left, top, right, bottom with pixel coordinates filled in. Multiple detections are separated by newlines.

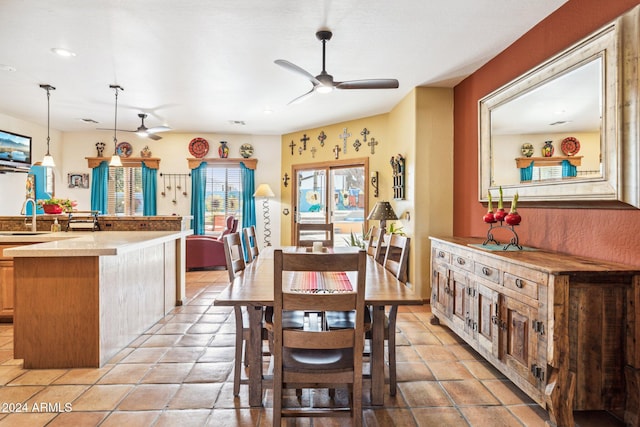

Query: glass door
left=293, top=162, right=366, bottom=247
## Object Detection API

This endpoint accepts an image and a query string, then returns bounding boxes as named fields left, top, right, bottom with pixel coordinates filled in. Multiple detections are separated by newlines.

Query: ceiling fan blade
left=335, top=79, right=399, bottom=90
left=275, top=59, right=321, bottom=86
left=96, top=127, right=133, bottom=132
left=147, top=133, right=162, bottom=141
left=147, top=126, right=171, bottom=134
left=287, top=88, right=316, bottom=105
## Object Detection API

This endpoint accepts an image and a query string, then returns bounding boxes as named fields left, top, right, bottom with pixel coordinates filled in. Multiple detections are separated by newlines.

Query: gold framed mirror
left=479, top=5, right=640, bottom=208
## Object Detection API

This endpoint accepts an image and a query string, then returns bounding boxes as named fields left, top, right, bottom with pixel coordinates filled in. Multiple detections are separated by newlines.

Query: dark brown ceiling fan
left=275, top=30, right=399, bottom=105
left=98, top=113, right=171, bottom=140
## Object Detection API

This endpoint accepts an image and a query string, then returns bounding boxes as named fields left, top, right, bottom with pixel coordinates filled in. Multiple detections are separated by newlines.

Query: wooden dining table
left=214, top=246, right=423, bottom=407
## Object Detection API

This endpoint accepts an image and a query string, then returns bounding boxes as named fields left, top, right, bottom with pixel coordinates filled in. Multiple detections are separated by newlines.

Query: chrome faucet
left=20, top=198, right=37, bottom=232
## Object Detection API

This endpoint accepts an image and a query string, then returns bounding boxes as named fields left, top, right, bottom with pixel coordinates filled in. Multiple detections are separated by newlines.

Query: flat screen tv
left=0, top=129, right=32, bottom=170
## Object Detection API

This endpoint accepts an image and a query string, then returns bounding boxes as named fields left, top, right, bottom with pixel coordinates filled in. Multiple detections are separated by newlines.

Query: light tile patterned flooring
left=0, top=269, right=625, bottom=426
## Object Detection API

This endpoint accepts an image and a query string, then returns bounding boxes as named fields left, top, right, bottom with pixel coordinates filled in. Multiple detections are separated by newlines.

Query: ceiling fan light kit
left=275, top=29, right=399, bottom=105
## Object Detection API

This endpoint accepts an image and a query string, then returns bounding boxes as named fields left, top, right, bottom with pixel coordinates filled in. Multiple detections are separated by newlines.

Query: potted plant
left=37, top=197, right=76, bottom=214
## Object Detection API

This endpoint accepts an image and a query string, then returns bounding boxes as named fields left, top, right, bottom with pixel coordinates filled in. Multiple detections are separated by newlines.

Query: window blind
left=204, top=165, right=242, bottom=233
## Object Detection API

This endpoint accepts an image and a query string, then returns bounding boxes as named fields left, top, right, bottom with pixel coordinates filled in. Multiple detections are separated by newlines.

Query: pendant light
left=40, top=84, right=56, bottom=167
left=109, top=84, right=124, bottom=167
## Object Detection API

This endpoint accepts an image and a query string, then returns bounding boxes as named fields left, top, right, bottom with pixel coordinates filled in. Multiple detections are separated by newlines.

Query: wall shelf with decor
left=86, top=157, right=161, bottom=169
left=515, top=156, right=582, bottom=168
left=186, top=157, right=257, bottom=170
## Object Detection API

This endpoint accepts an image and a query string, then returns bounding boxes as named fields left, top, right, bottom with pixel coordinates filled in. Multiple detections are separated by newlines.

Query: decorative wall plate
left=189, top=137, right=209, bottom=158
left=116, top=141, right=132, bottom=157
left=521, top=143, right=534, bottom=157
left=239, top=143, right=254, bottom=158
left=561, top=136, right=580, bottom=156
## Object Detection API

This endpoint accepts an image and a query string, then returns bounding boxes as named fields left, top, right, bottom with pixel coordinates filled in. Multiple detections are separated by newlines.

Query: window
left=204, top=165, right=242, bottom=233
left=108, top=166, right=143, bottom=215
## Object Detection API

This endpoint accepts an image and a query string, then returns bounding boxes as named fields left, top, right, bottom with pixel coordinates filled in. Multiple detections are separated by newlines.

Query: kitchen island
left=3, top=230, right=191, bottom=368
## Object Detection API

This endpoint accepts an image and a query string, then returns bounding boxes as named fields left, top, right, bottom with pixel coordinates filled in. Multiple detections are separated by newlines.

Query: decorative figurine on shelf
left=542, top=140, right=554, bottom=157
left=218, top=141, right=229, bottom=158
left=140, top=145, right=152, bottom=158
left=521, top=143, right=534, bottom=157
left=95, top=141, right=106, bottom=157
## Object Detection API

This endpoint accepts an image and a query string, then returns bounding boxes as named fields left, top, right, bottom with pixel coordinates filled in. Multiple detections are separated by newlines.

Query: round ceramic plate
left=116, top=141, right=133, bottom=157
left=561, top=137, right=580, bottom=156
left=189, top=137, right=209, bottom=158
left=240, top=143, right=254, bottom=158
left=521, top=143, right=534, bottom=157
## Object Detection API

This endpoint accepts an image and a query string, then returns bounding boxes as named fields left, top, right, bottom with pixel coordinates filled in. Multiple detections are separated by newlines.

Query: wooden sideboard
left=429, top=236, right=640, bottom=427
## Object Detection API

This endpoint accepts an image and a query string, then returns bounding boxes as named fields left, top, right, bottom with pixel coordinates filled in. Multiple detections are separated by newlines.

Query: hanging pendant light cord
left=39, top=84, right=55, bottom=156
left=111, top=85, right=123, bottom=154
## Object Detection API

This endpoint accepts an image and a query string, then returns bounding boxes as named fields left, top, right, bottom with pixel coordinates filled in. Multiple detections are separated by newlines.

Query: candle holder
left=483, top=218, right=522, bottom=250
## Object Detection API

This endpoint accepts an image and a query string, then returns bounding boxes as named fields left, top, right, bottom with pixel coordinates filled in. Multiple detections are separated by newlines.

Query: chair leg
left=233, top=306, right=244, bottom=396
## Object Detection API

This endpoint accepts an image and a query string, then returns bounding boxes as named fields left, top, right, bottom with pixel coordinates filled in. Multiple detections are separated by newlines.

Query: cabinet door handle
left=515, top=278, right=524, bottom=288
left=438, top=251, right=445, bottom=258
left=482, top=266, right=491, bottom=276
left=457, top=257, right=466, bottom=265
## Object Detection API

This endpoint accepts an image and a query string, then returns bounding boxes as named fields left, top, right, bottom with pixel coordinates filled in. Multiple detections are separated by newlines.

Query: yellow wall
left=281, top=87, right=454, bottom=300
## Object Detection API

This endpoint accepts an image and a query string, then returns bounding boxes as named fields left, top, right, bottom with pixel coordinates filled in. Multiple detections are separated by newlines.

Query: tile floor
left=0, top=269, right=626, bottom=426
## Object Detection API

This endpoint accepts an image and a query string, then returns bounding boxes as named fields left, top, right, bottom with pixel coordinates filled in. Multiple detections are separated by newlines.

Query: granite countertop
left=2, top=230, right=192, bottom=257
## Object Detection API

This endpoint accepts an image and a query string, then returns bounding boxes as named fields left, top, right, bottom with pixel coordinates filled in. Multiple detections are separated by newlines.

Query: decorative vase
left=542, top=140, right=554, bottom=157
left=218, top=141, right=229, bottom=158
left=43, top=204, right=63, bottom=214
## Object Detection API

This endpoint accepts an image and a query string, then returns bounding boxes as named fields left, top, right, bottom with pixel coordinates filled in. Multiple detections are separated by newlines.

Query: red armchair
left=186, top=215, right=238, bottom=270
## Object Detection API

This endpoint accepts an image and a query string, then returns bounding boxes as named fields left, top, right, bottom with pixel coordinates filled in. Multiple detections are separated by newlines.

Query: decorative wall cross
left=360, top=128, right=370, bottom=142
left=333, top=145, right=341, bottom=159
left=289, top=140, right=296, bottom=155
left=368, top=137, right=378, bottom=154
left=318, top=131, right=326, bottom=147
left=298, top=146, right=303, bottom=155
left=310, top=146, right=317, bottom=158
left=339, top=128, right=351, bottom=154
left=300, top=133, right=310, bottom=150
left=353, top=139, right=361, bottom=152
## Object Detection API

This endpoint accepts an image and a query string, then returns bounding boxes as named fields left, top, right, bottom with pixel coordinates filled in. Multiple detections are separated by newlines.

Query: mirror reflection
left=490, top=56, right=603, bottom=186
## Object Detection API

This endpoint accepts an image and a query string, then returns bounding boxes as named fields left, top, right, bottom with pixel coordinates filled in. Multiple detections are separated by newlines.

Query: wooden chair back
left=383, top=234, right=410, bottom=283
left=296, top=222, right=334, bottom=247
left=272, top=249, right=366, bottom=425
left=366, top=225, right=385, bottom=262
left=242, top=225, right=259, bottom=263
left=223, top=232, right=246, bottom=282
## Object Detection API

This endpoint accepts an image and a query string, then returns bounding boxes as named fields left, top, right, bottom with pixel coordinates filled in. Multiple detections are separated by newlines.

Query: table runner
left=289, top=271, right=353, bottom=293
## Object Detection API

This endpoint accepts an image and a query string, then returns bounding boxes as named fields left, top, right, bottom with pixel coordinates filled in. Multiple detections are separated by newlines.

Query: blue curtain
left=561, top=160, right=577, bottom=177
left=142, top=163, right=157, bottom=215
left=520, top=163, right=533, bottom=181
left=191, top=163, right=206, bottom=235
left=240, top=163, right=256, bottom=260
left=90, top=161, right=109, bottom=214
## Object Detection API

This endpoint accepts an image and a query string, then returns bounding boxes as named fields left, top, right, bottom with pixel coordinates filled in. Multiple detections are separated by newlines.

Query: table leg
left=371, top=304, right=385, bottom=405
left=248, top=305, right=264, bottom=407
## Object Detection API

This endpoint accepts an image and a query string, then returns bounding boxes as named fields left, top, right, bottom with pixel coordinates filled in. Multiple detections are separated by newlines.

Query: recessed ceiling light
left=0, top=64, right=16, bottom=72
left=229, top=120, right=246, bottom=125
left=263, top=108, right=273, bottom=114
left=51, top=48, right=76, bottom=57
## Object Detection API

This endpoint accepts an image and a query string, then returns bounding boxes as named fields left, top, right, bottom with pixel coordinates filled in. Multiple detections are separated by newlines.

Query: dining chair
left=272, top=249, right=367, bottom=425
left=381, top=233, right=410, bottom=395
left=296, top=222, right=334, bottom=247
left=366, top=225, right=384, bottom=263
left=243, top=225, right=259, bottom=263
left=223, top=232, right=259, bottom=396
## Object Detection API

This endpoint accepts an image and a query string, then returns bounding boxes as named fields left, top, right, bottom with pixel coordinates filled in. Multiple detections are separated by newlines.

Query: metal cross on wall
left=361, top=128, right=370, bottom=142
left=298, top=146, right=303, bottom=155
left=289, top=140, right=296, bottom=155
left=310, top=146, right=317, bottom=158
left=318, top=131, right=326, bottom=147
left=353, top=139, right=361, bottom=152
left=368, top=137, right=378, bottom=154
left=300, top=133, right=310, bottom=150
left=333, top=145, right=341, bottom=159
left=339, top=128, right=351, bottom=154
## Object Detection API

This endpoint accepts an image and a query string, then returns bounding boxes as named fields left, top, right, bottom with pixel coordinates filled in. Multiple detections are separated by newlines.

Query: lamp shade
left=254, top=183, right=275, bottom=198
left=367, top=201, right=398, bottom=221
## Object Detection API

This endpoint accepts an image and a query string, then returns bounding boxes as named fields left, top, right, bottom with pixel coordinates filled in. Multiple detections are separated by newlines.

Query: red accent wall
left=453, top=0, right=640, bottom=267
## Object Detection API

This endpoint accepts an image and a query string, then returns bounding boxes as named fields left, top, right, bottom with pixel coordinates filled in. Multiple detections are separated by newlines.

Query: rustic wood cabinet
left=0, top=244, right=20, bottom=321
left=430, top=236, right=640, bottom=427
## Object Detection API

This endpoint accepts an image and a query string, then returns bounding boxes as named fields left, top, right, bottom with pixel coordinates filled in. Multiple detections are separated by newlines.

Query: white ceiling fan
left=275, top=29, right=400, bottom=105
left=99, top=113, right=171, bottom=140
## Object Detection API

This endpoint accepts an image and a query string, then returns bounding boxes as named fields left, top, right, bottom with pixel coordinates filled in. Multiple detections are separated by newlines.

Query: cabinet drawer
left=432, top=247, right=450, bottom=264
left=451, top=252, right=473, bottom=272
left=504, top=272, right=539, bottom=300
left=475, top=262, right=501, bottom=284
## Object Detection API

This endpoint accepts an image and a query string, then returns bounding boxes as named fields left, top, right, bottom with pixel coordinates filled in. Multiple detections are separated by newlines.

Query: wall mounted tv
left=0, top=129, right=32, bottom=171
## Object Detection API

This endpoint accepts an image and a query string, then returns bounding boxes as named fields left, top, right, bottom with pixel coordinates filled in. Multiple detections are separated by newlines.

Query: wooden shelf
left=515, top=155, right=582, bottom=168
left=86, top=157, right=161, bottom=169
left=187, top=157, right=257, bottom=170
